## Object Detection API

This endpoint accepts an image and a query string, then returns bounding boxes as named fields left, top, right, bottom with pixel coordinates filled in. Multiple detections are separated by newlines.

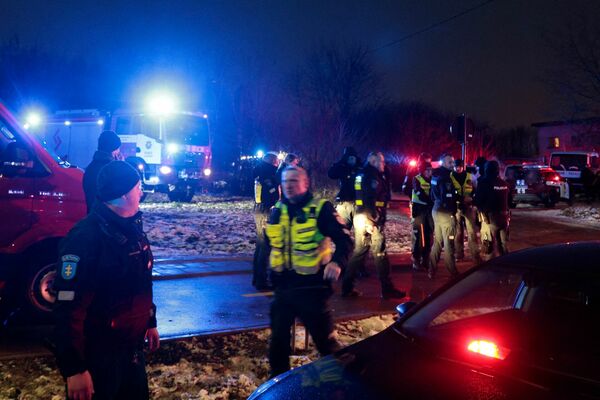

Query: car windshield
left=550, top=154, right=587, bottom=169
left=116, top=114, right=210, bottom=146
left=401, top=265, right=600, bottom=380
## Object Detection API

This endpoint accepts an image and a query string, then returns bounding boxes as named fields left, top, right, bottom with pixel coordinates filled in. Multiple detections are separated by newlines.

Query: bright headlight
left=167, top=143, right=180, bottom=153
left=203, top=168, right=212, bottom=177
left=159, top=165, right=173, bottom=175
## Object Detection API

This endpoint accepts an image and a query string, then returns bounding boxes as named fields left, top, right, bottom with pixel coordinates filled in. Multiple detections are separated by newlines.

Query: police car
left=249, top=242, right=600, bottom=399
left=504, top=164, right=569, bottom=207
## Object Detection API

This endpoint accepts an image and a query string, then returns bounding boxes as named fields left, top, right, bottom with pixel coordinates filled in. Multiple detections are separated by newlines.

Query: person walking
left=474, top=160, right=510, bottom=258
left=82, top=130, right=122, bottom=213
left=451, top=159, right=481, bottom=264
left=52, top=160, right=159, bottom=400
left=252, top=152, right=280, bottom=290
left=429, top=153, right=459, bottom=279
left=265, top=166, right=353, bottom=377
left=342, top=152, right=405, bottom=299
left=410, top=162, right=434, bottom=271
left=327, top=146, right=361, bottom=229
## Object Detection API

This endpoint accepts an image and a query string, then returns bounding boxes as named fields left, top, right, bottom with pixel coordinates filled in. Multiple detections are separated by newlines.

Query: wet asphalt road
left=1, top=200, right=599, bottom=358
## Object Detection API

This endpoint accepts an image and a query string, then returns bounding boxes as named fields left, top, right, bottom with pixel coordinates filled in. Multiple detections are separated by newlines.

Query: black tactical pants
left=269, top=287, right=338, bottom=377
left=343, top=221, right=393, bottom=294
left=253, top=211, right=270, bottom=288
left=411, top=212, right=434, bottom=269
left=429, top=211, right=458, bottom=277
left=83, top=350, right=148, bottom=400
left=454, top=206, right=481, bottom=264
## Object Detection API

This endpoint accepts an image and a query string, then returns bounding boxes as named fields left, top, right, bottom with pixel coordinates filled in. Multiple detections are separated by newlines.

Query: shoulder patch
left=61, top=255, right=80, bottom=280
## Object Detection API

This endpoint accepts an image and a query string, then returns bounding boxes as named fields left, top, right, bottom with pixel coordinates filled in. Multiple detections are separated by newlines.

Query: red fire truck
left=0, top=102, right=86, bottom=321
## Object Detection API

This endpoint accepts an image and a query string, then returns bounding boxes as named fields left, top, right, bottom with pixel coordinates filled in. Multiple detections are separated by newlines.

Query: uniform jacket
left=475, top=162, right=510, bottom=226
left=82, top=150, right=114, bottom=213
left=431, top=166, right=459, bottom=214
left=355, top=164, right=391, bottom=224
left=451, top=171, right=475, bottom=210
left=266, top=192, right=353, bottom=289
left=253, top=161, right=279, bottom=212
left=52, top=202, right=156, bottom=378
left=327, top=157, right=362, bottom=202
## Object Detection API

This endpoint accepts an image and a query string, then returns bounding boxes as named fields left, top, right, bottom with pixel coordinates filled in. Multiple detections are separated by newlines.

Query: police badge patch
left=61, top=254, right=80, bottom=280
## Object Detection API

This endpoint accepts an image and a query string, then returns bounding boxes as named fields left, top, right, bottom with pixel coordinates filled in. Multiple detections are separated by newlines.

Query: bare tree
left=285, top=43, right=384, bottom=188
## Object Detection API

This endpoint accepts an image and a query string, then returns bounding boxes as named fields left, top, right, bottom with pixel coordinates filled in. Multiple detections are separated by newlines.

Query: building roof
left=531, top=117, right=600, bottom=128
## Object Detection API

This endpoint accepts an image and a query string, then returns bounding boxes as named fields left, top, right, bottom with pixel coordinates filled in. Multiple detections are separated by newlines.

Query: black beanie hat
left=97, top=161, right=140, bottom=202
left=98, top=130, right=121, bottom=153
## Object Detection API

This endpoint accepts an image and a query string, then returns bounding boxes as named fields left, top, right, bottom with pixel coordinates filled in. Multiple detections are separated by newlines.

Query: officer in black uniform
left=252, top=152, right=280, bottom=290
left=327, top=146, right=361, bottom=229
left=410, top=161, right=434, bottom=271
left=276, top=153, right=300, bottom=186
left=474, top=160, right=510, bottom=258
left=83, top=131, right=122, bottom=213
left=343, top=152, right=405, bottom=299
left=451, top=159, right=481, bottom=264
left=265, top=166, right=353, bottom=377
left=429, top=153, right=459, bottom=279
left=52, top=160, right=159, bottom=400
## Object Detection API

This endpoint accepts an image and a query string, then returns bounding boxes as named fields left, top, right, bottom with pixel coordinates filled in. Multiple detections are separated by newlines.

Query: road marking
left=242, top=292, right=274, bottom=297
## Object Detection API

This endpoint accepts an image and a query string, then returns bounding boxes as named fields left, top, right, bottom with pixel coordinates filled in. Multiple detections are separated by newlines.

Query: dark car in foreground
left=250, top=242, right=600, bottom=399
left=504, top=164, right=570, bottom=207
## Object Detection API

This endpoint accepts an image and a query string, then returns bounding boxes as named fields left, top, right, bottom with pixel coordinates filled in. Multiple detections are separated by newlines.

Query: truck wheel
left=167, top=190, right=181, bottom=202
left=26, top=257, right=57, bottom=315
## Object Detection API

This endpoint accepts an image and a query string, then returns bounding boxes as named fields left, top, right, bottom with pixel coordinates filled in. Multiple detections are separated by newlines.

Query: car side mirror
left=396, top=301, right=417, bottom=318
left=136, top=146, right=141, bottom=154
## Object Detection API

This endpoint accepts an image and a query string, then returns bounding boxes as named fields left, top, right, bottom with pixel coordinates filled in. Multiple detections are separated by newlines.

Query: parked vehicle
left=250, top=242, right=600, bottom=399
left=504, top=164, right=569, bottom=207
left=0, top=102, right=86, bottom=321
left=111, top=109, right=213, bottom=202
left=549, top=151, right=599, bottom=192
left=37, top=108, right=213, bottom=202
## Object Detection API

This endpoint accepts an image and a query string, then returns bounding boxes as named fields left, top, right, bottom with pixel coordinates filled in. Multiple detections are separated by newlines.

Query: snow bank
left=1, top=315, right=395, bottom=400
left=141, top=194, right=412, bottom=258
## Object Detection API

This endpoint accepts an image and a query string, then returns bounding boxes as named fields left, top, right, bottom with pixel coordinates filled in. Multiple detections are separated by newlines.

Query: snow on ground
left=511, top=202, right=600, bottom=230
left=142, top=194, right=413, bottom=258
left=0, top=315, right=395, bottom=400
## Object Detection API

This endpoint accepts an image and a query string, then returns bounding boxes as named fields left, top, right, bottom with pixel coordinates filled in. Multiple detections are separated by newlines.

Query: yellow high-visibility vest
left=265, top=198, right=332, bottom=274
left=451, top=172, right=474, bottom=197
left=411, top=175, right=430, bottom=205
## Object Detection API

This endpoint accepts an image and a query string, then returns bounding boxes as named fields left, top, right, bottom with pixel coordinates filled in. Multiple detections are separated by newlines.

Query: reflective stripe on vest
left=450, top=172, right=474, bottom=197
left=254, top=179, right=262, bottom=204
left=411, top=175, right=430, bottom=205
left=354, top=175, right=363, bottom=206
left=265, top=199, right=332, bottom=275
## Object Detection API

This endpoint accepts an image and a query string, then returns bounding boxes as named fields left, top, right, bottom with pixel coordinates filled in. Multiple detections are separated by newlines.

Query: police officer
left=429, top=153, right=459, bottom=279
left=83, top=131, right=122, bottom=213
left=402, top=152, right=433, bottom=196
left=474, top=160, right=510, bottom=258
left=343, top=152, right=405, bottom=299
left=411, top=161, right=434, bottom=271
left=252, top=153, right=280, bottom=290
left=451, top=159, right=481, bottom=264
left=52, top=160, right=159, bottom=400
left=276, top=153, right=300, bottom=186
left=327, top=146, right=361, bottom=229
left=265, top=166, right=352, bottom=377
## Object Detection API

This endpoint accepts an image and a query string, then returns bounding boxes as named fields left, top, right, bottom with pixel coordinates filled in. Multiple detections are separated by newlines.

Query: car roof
left=488, top=241, right=600, bottom=275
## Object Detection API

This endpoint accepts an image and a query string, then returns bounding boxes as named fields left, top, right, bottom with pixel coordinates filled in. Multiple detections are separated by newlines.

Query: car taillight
left=467, top=339, right=510, bottom=360
left=408, top=159, right=417, bottom=168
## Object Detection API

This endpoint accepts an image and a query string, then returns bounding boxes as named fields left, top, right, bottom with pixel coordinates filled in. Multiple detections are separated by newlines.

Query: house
left=532, top=117, right=600, bottom=163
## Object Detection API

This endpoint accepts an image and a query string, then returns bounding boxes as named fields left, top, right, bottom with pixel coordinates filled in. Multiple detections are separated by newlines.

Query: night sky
left=2, top=0, right=599, bottom=128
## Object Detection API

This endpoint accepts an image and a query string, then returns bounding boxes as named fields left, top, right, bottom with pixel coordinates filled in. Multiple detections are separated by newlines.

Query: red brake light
left=467, top=340, right=510, bottom=360
left=553, top=175, right=560, bottom=181
left=409, top=159, right=417, bottom=168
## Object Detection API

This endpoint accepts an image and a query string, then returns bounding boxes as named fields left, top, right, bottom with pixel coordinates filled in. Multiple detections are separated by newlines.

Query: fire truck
left=37, top=107, right=213, bottom=202
left=0, top=102, right=86, bottom=321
